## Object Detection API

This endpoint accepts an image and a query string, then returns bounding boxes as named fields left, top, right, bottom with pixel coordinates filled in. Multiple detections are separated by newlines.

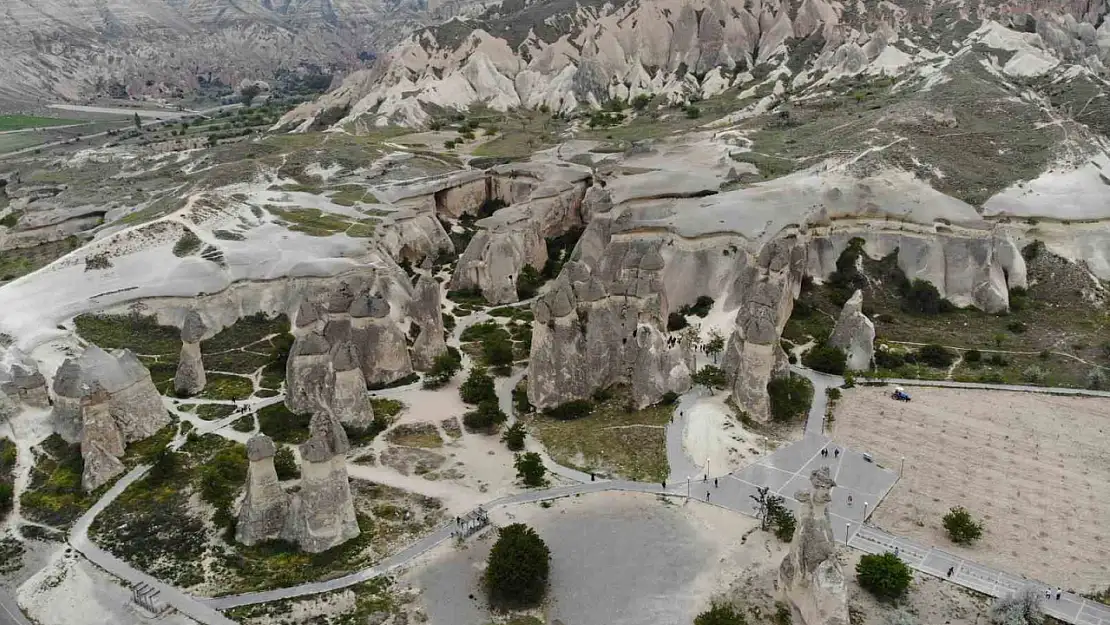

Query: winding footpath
left=49, top=367, right=1110, bottom=625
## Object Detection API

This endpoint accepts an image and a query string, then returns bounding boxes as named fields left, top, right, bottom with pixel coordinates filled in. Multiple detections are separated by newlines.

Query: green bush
left=825, top=387, right=842, bottom=400
left=516, top=265, right=544, bottom=300
left=692, top=365, right=728, bottom=389
left=273, top=446, right=299, bottom=480
left=856, top=552, right=912, bottom=600
left=197, top=445, right=248, bottom=519
left=257, top=404, right=312, bottom=444
left=513, top=382, right=533, bottom=415
left=460, top=366, right=497, bottom=405
left=483, top=333, right=515, bottom=375
left=902, top=279, right=955, bottom=315
left=485, top=523, right=550, bottom=608
left=915, top=344, right=956, bottom=368
left=513, top=452, right=547, bottom=488
left=768, top=374, right=814, bottom=422
left=423, top=348, right=463, bottom=389
left=1007, top=320, right=1028, bottom=334
left=173, top=230, right=202, bottom=257
left=803, top=344, right=846, bottom=375
left=695, top=603, right=747, bottom=625
left=667, top=312, right=689, bottom=332
left=462, top=400, right=507, bottom=433
left=502, top=423, right=526, bottom=451
left=942, top=506, right=983, bottom=544
left=964, top=349, right=982, bottom=363
left=542, top=399, right=594, bottom=421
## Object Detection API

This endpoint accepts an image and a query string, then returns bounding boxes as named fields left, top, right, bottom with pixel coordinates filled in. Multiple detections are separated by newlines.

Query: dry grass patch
left=387, top=423, right=443, bottom=449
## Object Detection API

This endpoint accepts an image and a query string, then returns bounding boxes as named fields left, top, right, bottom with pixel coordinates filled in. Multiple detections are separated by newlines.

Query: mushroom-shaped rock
left=779, top=468, right=848, bottom=625
left=410, top=274, right=448, bottom=370
left=827, top=290, right=875, bottom=371
left=284, top=411, right=359, bottom=552
left=237, top=434, right=291, bottom=546
left=180, top=310, right=207, bottom=343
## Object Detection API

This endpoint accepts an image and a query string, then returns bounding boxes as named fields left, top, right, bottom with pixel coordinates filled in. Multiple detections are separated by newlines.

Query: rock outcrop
left=286, top=411, right=361, bottom=552
left=174, top=310, right=207, bottom=397
left=286, top=284, right=412, bottom=423
left=409, top=274, right=447, bottom=370
left=827, top=290, right=875, bottom=371
left=527, top=238, right=691, bottom=410
left=780, top=467, right=849, bottom=625
left=51, top=346, right=172, bottom=491
left=236, top=435, right=291, bottom=546
left=722, top=236, right=807, bottom=422
left=0, top=354, right=50, bottom=408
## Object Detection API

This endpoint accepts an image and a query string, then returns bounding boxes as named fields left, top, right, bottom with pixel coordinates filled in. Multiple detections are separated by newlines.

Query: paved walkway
left=51, top=367, right=1110, bottom=624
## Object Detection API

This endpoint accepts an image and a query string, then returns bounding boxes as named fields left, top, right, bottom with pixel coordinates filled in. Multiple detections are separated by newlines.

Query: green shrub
left=803, top=344, right=847, bottom=375
left=485, top=523, right=550, bottom=608
left=902, top=279, right=955, bottom=315
left=825, top=387, right=842, bottom=400
left=660, top=391, right=680, bottom=405
left=695, top=602, right=747, bottom=625
left=685, top=105, right=701, bottom=119
left=767, top=374, right=814, bottom=422
left=257, top=404, right=312, bottom=443
left=513, top=382, right=533, bottom=415
left=1007, top=320, right=1028, bottom=334
left=667, top=312, right=689, bottom=332
left=173, top=230, right=202, bottom=257
left=942, top=506, right=983, bottom=544
left=483, top=333, right=515, bottom=375
left=502, top=423, right=526, bottom=451
left=542, top=399, right=594, bottom=421
left=856, top=552, right=912, bottom=600
left=965, top=349, right=982, bottom=363
left=423, top=348, right=463, bottom=389
left=513, top=453, right=547, bottom=488
left=516, top=265, right=544, bottom=300
left=462, top=400, right=507, bottom=433
left=915, top=344, right=956, bottom=368
left=692, top=365, right=728, bottom=389
left=460, top=366, right=497, bottom=405
left=273, top=446, right=299, bottom=480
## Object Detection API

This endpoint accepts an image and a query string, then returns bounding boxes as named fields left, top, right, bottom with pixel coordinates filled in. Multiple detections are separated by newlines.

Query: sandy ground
left=17, top=549, right=199, bottom=625
left=682, top=393, right=766, bottom=475
left=406, top=492, right=786, bottom=625
left=844, top=551, right=991, bottom=625
left=832, top=386, right=1110, bottom=592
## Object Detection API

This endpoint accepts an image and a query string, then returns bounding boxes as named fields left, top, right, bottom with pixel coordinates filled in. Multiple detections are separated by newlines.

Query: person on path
left=847, top=495, right=853, bottom=506
left=1056, top=589, right=1062, bottom=600
left=834, top=449, right=840, bottom=458
left=662, top=480, right=666, bottom=489
left=706, top=491, right=711, bottom=501
left=714, top=478, right=718, bottom=488
left=946, top=567, right=954, bottom=578
left=1045, top=589, right=1052, bottom=600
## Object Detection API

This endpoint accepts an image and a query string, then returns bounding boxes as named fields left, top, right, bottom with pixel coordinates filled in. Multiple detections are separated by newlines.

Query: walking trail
left=49, top=368, right=1110, bottom=625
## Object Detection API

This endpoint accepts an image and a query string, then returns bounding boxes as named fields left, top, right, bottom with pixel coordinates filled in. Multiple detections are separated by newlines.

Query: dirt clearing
left=832, top=386, right=1110, bottom=592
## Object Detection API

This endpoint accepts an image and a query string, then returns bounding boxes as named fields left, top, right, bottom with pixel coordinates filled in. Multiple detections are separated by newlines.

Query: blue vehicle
left=891, top=386, right=911, bottom=402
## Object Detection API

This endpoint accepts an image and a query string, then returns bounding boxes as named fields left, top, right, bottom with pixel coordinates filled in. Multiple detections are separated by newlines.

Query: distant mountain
left=0, top=0, right=494, bottom=108
left=276, top=0, right=1110, bottom=129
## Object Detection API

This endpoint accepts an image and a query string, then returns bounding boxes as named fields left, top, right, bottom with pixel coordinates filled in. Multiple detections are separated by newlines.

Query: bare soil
left=832, top=386, right=1110, bottom=592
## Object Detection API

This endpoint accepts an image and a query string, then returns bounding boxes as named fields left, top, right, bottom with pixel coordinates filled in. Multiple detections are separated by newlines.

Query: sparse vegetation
left=173, top=230, right=202, bottom=257
left=856, top=552, right=913, bottom=601
left=942, top=506, right=984, bottom=545
left=695, top=602, right=748, bottom=625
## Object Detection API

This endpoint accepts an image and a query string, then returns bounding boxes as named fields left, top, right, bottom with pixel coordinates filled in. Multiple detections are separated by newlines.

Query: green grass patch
left=172, top=230, right=202, bottom=257
left=258, top=403, right=313, bottom=444
left=199, top=374, right=253, bottom=401
left=386, top=423, right=443, bottom=449
left=19, top=435, right=98, bottom=529
left=0, top=438, right=15, bottom=521
left=74, top=313, right=181, bottom=355
left=527, top=385, right=671, bottom=482
left=329, top=184, right=380, bottom=206
left=267, top=206, right=379, bottom=237
left=202, top=350, right=271, bottom=374
left=194, top=404, right=237, bottom=421
left=231, top=416, right=255, bottom=433
left=0, top=115, right=83, bottom=131
left=201, top=313, right=289, bottom=353
left=370, top=397, right=404, bottom=419
left=122, top=424, right=176, bottom=468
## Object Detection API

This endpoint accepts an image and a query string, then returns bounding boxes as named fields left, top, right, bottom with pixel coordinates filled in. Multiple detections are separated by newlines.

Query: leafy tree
left=965, top=349, right=982, bottom=363
left=486, top=523, right=550, bottom=608
left=632, top=93, right=653, bottom=110
left=667, top=312, right=689, bottom=332
left=695, top=602, right=747, bottom=625
left=483, top=333, right=515, bottom=375
left=273, top=446, right=299, bottom=480
left=704, top=330, right=726, bottom=363
left=147, top=448, right=178, bottom=484
left=750, top=486, right=795, bottom=540
left=423, top=348, right=463, bottom=389
left=693, top=365, right=728, bottom=389
left=516, top=265, right=543, bottom=299
left=513, top=383, right=533, bottom=415
left=856, top=552, right=912, bottom=600
left=803, top=344, right=847, bottom=375
left=916, top=344, right=956, bottom=368
left=767, top=374, right=813, bottom=422
left=902, top=279, right=955, bottom=315
left=463, top=400, right=507, bottom=433
left=942, top=506, right=983, bottom=544
left=989, top=588, right=1044, bottom=625
left=1087, top=368, right=1107, bottom=390
left=502, top=423, right=526, bottom=451
left=0, top=483, right=13, bottom=516
left=133, top=112, right=141, bottom=130
left=514, top=452, right=547, bottom=487
left=685, top=105, right=702, bottom=119
left=459, top=366, right=496, bottom=405
left=240, top=83, right=262, bottom=107
left=542, top=399, right=593, bottom=421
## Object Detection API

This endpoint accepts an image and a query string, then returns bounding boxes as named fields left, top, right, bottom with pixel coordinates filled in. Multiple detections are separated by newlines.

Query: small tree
left=704, top=330, right=726, bottom=363
left=767, top=374, right=814, bottom=422
left=241, top=83, right=262, bottom=107
left=516, top=265, right=543, bottom=299
left=902, top=279, right=954, bottom=315
left=693, top=365, right=728, bottom=389
left=803, top=344, right=847, bottom=375
left=942, top=506, right=984, bottom=545
left=695, top=602, right=747, bottom=625
left=514, top=452, right=547, bottom=487
left=146, top=448, right=178, bottom=484
left=767, top=499, right=797, bottom=542
left=856, top=552, right=912, bottom=600
left=460, top=366, right=497, bottom=404
left=273, top=446, right=299, bottom=480
left=502, top=422, right=526, bottom=451
left=485, top=523, right=550, bottom=608
left=463, top=400, right=507, bottom=433
left=423, top=348, right=463, bottom=389
left=989, top=588, right=1044, bottom=625
left=916, top=344, right=956, bottom=368
left=133, top=112, right=142, bottom=130
left=483, top=334, right=515, bottom=376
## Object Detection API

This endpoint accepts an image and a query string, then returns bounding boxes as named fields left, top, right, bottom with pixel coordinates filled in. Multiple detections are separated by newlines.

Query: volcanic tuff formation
left=0, top=353, right=50, bottom=409
left=828, top=290, right=875, bottom=372
left=409, top=273, right=448, bottom=370
left=174, top=310, right=207, bottom=397
left=51, top=346, right=171, bottom=491
left=780, top=468, right=849, bottom=625
left=286, top=281, right=411, bottom=424
left=279, top=0, right=1110, bottom=129
left=237, top=413, right=360, bottom=553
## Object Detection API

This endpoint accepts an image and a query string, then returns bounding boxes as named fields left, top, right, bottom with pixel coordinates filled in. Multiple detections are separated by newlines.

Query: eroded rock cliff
left=828, top=290, right=875, bottom=372
left=780, top=467, right=849, bottom=625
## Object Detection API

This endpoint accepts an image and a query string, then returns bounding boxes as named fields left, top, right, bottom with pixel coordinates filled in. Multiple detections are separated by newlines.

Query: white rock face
left=284, top=411, right=361, bottom=553
left=780, top=468, right=849, bottom=625
left=236, top=435, right=291, bottom=547
left=827, top=290, right=875, bottom=371
left=409, top=274, right=448, bottom=370
left=51, top=346, right=172, bottom=491
left=174, top=310, right=207, bottom=396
